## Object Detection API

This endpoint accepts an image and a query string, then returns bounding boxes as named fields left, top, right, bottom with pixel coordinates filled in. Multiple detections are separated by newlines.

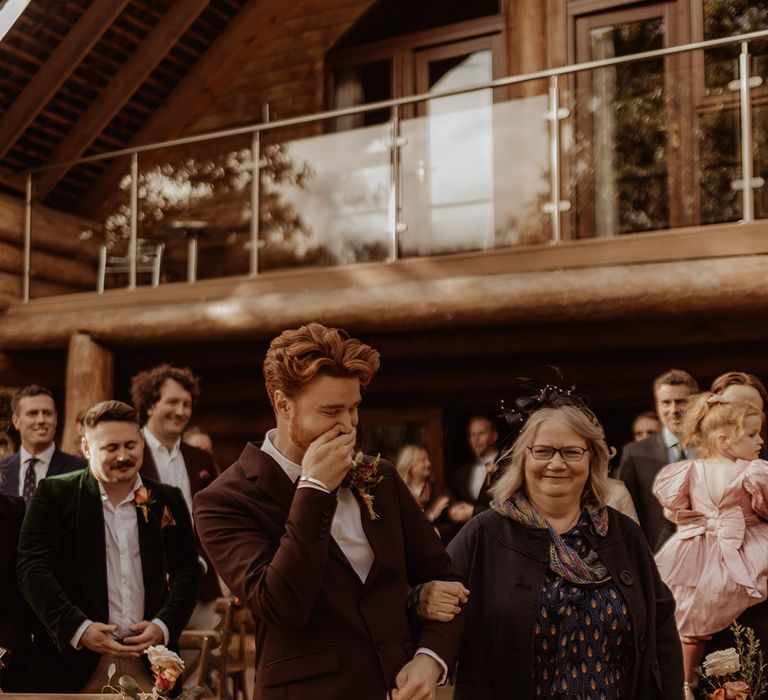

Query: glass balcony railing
left=18, top=28, right=768, bottom=299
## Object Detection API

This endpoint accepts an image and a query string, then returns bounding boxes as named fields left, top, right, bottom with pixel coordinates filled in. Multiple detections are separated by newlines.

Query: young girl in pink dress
left=653, top=392, right=768, bottom=694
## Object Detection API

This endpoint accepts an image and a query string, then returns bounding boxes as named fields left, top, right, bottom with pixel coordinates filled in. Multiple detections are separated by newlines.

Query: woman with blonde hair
left=396, top=444, right=461, bottom=541
left=653, top=392, right=768, bottom=697
left=446, top=385, right=683, bottom=699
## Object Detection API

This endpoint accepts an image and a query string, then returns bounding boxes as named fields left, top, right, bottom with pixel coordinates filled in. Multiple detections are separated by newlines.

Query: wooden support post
left=63, top=333, right=114, bottom=455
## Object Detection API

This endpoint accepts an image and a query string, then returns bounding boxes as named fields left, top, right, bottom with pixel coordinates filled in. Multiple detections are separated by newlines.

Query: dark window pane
left=587, top=17, right=669, bottom=234
left=334, top=0, right=501, bottom=49
left=703, top=0, right=768, bottom=95
left=332, top=60, right=391, bottom=129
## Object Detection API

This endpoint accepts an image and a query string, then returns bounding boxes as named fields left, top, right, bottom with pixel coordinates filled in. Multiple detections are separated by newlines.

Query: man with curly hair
left=130, top=365, right=220, bottom=608
left=194, top=322, right=465, bottom=700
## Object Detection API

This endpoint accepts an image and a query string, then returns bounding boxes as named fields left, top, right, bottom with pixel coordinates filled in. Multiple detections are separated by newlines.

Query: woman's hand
left=418, top=580, right=469, bottom=622
left=425, top=495, right=450, bottom=522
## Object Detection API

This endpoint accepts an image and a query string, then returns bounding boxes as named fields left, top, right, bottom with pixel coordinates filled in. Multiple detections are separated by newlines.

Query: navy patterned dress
left=533, top=520, right=634, bottom=699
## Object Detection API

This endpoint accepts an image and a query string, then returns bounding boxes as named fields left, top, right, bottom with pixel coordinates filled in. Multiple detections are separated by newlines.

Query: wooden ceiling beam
left=34, top=0, right=211, bottom=199
left=0, top=0, right=130, bottom=163
left=81, top=0, right=298, bottom=215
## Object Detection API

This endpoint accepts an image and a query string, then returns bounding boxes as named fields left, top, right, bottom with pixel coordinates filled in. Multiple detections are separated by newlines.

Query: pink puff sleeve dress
left=653, top=459, right=768, bottom=637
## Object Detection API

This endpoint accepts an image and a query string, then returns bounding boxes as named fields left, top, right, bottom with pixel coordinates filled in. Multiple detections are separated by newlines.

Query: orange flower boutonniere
left=134, top=486, right=155, bottom=523
left=342, top=452, right=383, bottom=521
left=161, top=505, right=176, bottom=529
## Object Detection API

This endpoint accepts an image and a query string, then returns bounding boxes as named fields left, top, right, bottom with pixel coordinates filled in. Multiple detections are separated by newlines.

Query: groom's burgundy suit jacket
left=194, top=442, right=465, bottom=700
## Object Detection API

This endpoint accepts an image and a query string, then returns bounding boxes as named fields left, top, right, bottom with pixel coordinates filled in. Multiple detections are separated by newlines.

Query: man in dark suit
left=0, top=493, right=31, bottom=691
left=452, top=415, right=500, bottom=520
left=130, top=365, right=220, bottom=608
left=618, top=368, right=699, bottom=551
left=0, top=385, right=85, bottom=501
left=194, top=323, right=465, bottom=699
left=16, top=400, right=200, bottom=693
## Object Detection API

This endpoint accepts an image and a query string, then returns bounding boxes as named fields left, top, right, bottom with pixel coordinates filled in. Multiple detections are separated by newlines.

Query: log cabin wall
left=0, top=192, right=98, bottom=302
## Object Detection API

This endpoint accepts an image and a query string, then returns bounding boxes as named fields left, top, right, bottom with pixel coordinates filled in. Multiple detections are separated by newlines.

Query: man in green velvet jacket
left=16, top=400, right=200, bottom=693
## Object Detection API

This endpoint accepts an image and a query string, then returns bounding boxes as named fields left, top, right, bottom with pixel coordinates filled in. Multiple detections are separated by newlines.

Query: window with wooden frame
left=325, top=4, right=509, bottom=257
left=688, top=0, right=768, bottom=223
left=567, top=0, right=693, bottom=239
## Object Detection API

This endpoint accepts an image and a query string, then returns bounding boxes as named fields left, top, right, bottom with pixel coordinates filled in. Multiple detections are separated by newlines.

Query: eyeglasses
left=527, top=445, right=588, bottom=461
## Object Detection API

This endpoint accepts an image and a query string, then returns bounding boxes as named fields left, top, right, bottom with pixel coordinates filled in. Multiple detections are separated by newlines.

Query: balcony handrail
left=24, top=28, right=768, bottom=176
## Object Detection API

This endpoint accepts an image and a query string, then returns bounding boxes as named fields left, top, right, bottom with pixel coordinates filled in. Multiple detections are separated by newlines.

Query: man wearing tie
left=0, top=385, right=85, bottom=503
left=618, top=368, right=699, bottom=550
left=452, top=416, right=499, bottom=518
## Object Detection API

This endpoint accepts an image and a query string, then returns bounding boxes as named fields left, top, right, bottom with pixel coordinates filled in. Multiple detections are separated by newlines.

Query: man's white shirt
left=70, top=474, right=168, bottom=648
left=260, top=430, right=447, bottom=684
left=142, top=427, right=193, bottom=516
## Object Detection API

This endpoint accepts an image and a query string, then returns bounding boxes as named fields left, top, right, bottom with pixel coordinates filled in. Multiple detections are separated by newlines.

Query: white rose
left=703, top=648, right=740, bottom=677
left=145, top=644, right=185, bottom=672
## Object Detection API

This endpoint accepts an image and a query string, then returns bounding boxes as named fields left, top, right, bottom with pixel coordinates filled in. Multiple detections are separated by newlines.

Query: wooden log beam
left=3, top=255, right=768, bottom=349
left=0, top=1, right=130, bottom=162
left=0, top=166, right=26, bottom=193
left=81, top=0, right=298, bottom=215
left=62, top=333, right=114, bottom=454
left=0, top=192, right=100, bottom=257
left=0, top=241, right=95, bottom=287
left=34, top=0, right=211, bottom=199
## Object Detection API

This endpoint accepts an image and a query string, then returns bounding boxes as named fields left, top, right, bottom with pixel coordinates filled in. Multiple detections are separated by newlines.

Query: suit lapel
left=652, top=433, right=669, bottom=465
left=140, top=443, right=160, bottom=481
left=3, top=455, right=20, bottom=496
left=76, top=470, right=109, bottom=620
left=352, top=487, right=383, bottom=587
left=137, top=487, right=164, bottom=616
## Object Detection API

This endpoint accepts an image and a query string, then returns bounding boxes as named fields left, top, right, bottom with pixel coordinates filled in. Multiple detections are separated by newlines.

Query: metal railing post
left=128, top=152, right=138, bottom=288
left=544, top=75, right=570, bottom=244
left=390, top=104, right=404, bottom=261
left=23, top=174, right=31, bottom=302
left=250, top=130, right=261, bottom=276
left=738, top=41, right=756, bottom=223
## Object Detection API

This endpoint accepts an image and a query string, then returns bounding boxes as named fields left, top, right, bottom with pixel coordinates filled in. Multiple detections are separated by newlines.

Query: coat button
left=376, top=641, right=384, bottom=651
left=321, top=508, right=332, bottom=517
left=619, top=570, right=634, bottom=586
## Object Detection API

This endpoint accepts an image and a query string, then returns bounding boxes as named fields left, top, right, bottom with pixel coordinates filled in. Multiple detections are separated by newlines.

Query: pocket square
left=161, top=505, right=176, bottom=529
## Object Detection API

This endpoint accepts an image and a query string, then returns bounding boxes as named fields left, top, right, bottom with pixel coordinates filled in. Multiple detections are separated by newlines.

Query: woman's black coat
left=447, top=507, right=684, bottom=700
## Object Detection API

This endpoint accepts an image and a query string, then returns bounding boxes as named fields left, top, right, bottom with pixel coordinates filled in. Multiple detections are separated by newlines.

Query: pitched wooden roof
left=0, top=0, right=248, bottom=212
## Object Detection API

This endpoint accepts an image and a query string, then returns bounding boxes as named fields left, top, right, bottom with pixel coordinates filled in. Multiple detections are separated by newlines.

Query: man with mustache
left=0, top=385, right=85, bottom=502
left=194, top=323, right=465, bottom=699
left=17, top=400, right=200, bottom=692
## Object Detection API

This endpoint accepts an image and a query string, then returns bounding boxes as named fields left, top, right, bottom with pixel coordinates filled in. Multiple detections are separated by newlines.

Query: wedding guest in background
left=654, top=393, right=768, bottom=698
left=710, top=371, right=768, bottom=459
left=131, top=364, right=221, bottom=619
left=17, top=401, right=199, bottom=693
left=194, top=323, right=465, bottom=699
left=633, top=411, right=661, bottom=442
left=396, top=444, right=462, bottom=541
left=0, top=491, right=31, bottom=691
left=453, top=416, right=499, bottom=520
left=442, top=387, right=682, bottom=698
left=0, top=385, right=85, bottom=502
left=619, top=369, right=699, bottom=550
left=183, top=426, right=213, bottom=455
left=705, top=370, right=768, bottom=658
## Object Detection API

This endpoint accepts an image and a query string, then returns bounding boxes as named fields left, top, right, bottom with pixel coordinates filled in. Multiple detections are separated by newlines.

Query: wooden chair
left=179, top=629, right=220, bottom=697
left=213, top=597, right=249, bottom=700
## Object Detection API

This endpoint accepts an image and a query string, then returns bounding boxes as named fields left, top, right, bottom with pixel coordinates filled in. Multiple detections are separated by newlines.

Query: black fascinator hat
left=500, top=369, right=589, bottom=440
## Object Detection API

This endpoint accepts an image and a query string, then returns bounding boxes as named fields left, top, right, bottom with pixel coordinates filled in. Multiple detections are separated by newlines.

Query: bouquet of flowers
left=104, top=645, right=193, bottom=700
left=697, top=623, right=767, bottom=700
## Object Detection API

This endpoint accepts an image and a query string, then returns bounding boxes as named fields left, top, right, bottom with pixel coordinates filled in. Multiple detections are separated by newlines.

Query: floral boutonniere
left=342, top=451, right=383, bottom=521
left=134, top=486, right=155, bottom=524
